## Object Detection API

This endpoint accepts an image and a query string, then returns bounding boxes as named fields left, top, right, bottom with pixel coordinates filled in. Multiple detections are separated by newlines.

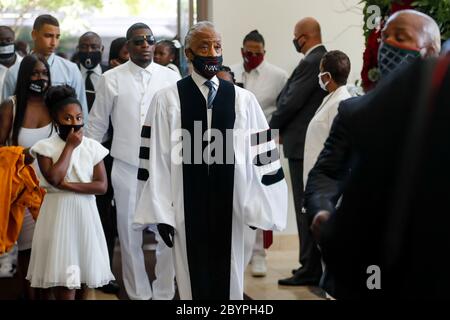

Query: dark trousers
left=288, top=159, right=322, bottom=279
left=96, top=140, right=117, bottom=268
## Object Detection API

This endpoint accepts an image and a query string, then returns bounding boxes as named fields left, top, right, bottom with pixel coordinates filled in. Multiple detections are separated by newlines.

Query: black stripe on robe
left=177, top=76, right=235, bottom=300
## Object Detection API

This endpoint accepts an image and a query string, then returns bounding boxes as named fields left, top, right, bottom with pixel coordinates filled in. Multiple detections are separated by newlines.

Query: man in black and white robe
left=134, top=21, right=287, bottom=300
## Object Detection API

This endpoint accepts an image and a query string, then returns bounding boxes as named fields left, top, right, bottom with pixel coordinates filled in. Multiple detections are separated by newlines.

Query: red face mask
left=243, top=51, right=264, bottom=71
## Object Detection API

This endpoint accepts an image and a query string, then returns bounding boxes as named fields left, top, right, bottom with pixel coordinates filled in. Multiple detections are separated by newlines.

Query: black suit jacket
left=304, top=57, right=450, bottom=299
left=269, top=45, right=327, bottom=159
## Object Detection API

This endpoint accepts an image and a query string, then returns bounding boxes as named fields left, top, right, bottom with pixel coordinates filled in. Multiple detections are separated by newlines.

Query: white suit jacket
left=85, top=60, right=180, bottom=167
left=303, top=85, right=351, bottom=186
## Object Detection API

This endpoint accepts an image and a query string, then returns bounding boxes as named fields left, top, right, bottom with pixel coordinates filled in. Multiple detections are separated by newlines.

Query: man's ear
left=423, top=44, right=438, bottom=58
left=185, top=47, right=193, bottom=61
left=101, top=45, right=104, bottom=53
left=31, top=29, right=37, bottom=42
left=241, top=48, right=245, bottom=57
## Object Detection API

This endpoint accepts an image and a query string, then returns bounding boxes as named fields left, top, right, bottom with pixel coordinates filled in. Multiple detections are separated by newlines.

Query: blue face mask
left=378, top=41, right=421, bottom=78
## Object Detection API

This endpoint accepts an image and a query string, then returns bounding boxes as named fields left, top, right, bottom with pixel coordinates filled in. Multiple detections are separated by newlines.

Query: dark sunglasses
left=129, top=35, right=156, bottom=46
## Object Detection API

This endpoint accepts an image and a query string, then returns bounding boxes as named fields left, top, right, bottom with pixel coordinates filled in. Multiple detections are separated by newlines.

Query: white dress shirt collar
left=191, top=69, right=219, bottom=90
left=128, top=59, right=155, bottom=75
left=46, top=53, right=55, bottom=66
left=80, top=63, right=102, bottom=76
left=304, top=44, right=324, bottom=58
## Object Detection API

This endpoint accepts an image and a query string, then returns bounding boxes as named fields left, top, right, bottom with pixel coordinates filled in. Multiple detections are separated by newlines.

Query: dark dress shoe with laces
left=99, top=280, right=120, bottom=294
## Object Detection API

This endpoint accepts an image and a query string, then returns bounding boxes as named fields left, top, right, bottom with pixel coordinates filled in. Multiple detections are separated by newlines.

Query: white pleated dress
left=26, top=135, right=115, bottom=289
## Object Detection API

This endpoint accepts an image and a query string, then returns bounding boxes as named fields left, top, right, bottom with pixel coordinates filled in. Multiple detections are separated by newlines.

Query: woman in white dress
left=27, top=85, right=114, bottom=300
left=0, top=54, right=54, bottom=299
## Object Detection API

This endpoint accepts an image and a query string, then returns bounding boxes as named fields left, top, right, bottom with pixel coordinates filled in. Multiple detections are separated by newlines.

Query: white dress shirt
left=0, top=53, right=23, bottom=97
left=230, top=60, right=288, bottom=122
left=80, top=63, right=103, bottom=91
left=85, top=60, right=181, bottom=167
left=191, top=70, right=219, bottom=130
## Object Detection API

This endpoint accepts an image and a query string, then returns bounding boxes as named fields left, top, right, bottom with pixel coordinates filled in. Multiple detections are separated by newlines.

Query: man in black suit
left=304, top=10, right=442, bottom=298
left=77, top=31, right=119, bottom=294
left=270, top=17, right=327, bottom=286
left=77, top=32, right=109, bottom=111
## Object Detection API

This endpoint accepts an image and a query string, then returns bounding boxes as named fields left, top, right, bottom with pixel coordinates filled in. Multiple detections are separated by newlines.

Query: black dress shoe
left=278, top=275, right=320, bottom=286
left=99, top=280, right=120, bottom=294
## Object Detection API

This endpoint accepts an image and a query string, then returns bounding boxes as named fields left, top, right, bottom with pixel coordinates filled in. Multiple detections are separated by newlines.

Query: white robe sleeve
left=239, top=92, right=288, bottom=231
left=133, top=91, right=176, bottom=230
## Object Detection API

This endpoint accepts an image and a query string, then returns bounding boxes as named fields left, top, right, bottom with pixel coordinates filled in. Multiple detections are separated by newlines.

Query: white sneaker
left=251, top=255, right=267, bottom=277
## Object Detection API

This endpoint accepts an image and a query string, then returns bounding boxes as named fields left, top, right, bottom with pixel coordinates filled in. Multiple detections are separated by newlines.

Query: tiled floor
left=244, top=235, right=325, bottom=300
left=86, top=234, right=324, bottom=300
left=0, top=233, right=324, bottom=300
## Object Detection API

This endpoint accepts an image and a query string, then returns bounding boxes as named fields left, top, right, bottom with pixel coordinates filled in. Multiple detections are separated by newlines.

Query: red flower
left=391, top=0, right=414, bottom=13
left=361, top=27, right=382, bottom=92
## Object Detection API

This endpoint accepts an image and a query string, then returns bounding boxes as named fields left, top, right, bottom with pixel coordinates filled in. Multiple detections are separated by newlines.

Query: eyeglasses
left=129, top=35, right=156, bottom=46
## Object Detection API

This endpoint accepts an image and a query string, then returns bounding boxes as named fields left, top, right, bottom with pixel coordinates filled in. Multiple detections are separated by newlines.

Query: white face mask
left=318, top=71, right=331, bottom=91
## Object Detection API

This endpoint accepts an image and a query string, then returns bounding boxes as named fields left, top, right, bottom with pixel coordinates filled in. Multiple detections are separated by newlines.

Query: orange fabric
left=0, top=146, right=45, bottom=254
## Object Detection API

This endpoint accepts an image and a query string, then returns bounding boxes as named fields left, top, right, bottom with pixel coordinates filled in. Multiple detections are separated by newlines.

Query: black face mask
left=57, top=124, right=84, bottom=141
left=190, top=51, right=223, bottom=79
left=29, top=79, right=48, bottom=95
left=0, top=43, right=15, bottom=62
left=293, top=37, right=304, bottom=53
left=78, top=51, right=102, bottom=69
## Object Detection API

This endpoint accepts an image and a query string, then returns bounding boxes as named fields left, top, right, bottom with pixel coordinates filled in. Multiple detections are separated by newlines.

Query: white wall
left=209, top=0, right=365, bottom=84
left=209, top=0, right=366, bottom=235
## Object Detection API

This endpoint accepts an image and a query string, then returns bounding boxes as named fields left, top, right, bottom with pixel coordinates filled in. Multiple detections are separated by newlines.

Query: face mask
left=378, top=41, right=421, bottom=78
left=293, top=36, right=304, bottom=53
left=57, top=124, right=84, bottom=141
left=78, top=51, right=102, bottom=70
left=190, top=50, right=223, bottom=79
left=243, top=51, right=264, bottom=71
left=0, top=43, right=15, bottom=61
left=318, top=72, right=331, bottom=91
left=29, top=79, right=48, bottom=95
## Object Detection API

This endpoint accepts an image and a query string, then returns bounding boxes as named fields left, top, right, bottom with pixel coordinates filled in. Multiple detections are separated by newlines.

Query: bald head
left=383, top=9, right=441, bottom=57
left=78, top=31, right=103, bottom=53
left=293, top=17, right=322, bottom=54
left=79, top=31, right=101, bottom=43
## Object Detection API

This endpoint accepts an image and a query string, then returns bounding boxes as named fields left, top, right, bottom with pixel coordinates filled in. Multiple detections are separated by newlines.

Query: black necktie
left=85, top=70, right=95, bottom=111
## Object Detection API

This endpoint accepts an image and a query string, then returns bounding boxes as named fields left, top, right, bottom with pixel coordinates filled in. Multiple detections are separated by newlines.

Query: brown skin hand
left=38, top=103, right=107, bottom=194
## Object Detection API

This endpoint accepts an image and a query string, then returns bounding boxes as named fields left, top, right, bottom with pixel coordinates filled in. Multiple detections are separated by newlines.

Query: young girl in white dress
left=26, top=85, right=114, bottom=300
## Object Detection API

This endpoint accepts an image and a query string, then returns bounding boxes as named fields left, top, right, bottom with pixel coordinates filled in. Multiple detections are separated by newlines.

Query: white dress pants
left=112, top=159, right=175, bottom=300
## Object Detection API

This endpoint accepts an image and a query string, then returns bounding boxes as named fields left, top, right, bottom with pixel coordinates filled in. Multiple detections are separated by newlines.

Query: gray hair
left=387, top=9, right=441, bottom=55
left=184, top=21, right=218, bottom=49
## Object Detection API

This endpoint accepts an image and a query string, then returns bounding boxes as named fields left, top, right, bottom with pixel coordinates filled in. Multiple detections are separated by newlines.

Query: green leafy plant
left=412, top=0, right=450, bottom=40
